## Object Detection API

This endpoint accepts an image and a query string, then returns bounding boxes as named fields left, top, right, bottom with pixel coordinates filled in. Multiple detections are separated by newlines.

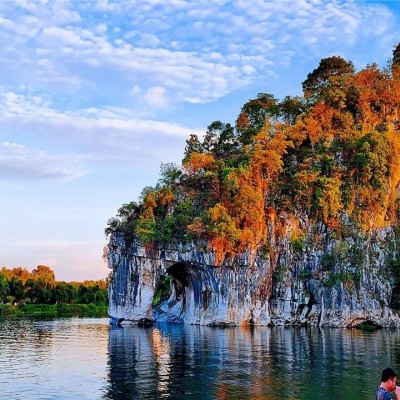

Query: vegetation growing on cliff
left=106, top=45, right=400, bottom=266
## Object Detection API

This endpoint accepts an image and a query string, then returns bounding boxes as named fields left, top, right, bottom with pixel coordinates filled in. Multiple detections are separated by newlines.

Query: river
left=1, top=317, right=399, bottom=399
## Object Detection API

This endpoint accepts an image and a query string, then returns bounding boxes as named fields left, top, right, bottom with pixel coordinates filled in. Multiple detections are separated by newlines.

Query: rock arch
left=107, top=233, right=399, bottom=327
left=155, top=262, right=221, bottom=324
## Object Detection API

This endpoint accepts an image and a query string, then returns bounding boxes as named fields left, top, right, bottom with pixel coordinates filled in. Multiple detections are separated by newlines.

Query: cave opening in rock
left=153, top=261, right=214, bottom=322
left=165, top=262, right=191, bottom=302
left=390, top=284, right=400, bottom=310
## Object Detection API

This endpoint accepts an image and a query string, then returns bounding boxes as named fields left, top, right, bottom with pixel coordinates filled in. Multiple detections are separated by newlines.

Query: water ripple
left=2, top=319, right=400, bottom=399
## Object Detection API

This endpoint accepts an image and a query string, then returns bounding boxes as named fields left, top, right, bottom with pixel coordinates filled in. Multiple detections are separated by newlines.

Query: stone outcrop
left=107, top=218, right=400, bottom=328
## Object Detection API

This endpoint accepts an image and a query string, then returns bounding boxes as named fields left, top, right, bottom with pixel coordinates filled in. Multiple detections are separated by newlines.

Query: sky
left=0, top=0, right=399, bottom=282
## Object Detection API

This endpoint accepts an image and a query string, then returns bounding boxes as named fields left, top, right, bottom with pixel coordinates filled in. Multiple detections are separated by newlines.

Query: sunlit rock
left=107, top=223, right=400, bottom=327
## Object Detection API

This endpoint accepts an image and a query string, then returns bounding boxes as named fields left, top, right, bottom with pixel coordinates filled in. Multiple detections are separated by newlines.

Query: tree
left=278, top=96, right=306, bottom=124
left=236, top=93, right=279, bottom=145
left=11, top=267, right=31, bottom=283
left=25, top=279, right=43, bottom=303
left=54, top=282, right=74, bottom=304
left=32, top=265, right=55, bottom=288
left=202, top=121, right=239, bottom=157
left=302, top=56, right=355, bottom=104
left=158, top=163, right=182, bottom=187
left=392, top=42, right=400, bottom=78
left=8, top=277, right=24, bottom=302
left=184, top=134, right=203, bottom=161
left=105, top=201, right=139, bottom=236
left=106, top=46, right=400, bottom=265
left=0, top=274, right=9, bottom=303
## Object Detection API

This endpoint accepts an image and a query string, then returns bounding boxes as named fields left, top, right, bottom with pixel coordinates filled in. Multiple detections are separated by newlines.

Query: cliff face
left=107, top=219, right=400, bottom=328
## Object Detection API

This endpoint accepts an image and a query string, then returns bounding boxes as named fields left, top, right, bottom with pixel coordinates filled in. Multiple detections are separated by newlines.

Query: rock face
left=107, top=222, right=400, bottom=327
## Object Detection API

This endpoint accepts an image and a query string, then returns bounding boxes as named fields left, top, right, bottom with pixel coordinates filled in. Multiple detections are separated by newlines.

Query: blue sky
left=0, top=0, right=399, bottom=281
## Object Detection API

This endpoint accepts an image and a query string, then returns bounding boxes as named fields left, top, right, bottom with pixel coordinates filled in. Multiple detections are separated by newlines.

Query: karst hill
left=105, top=44, right=400, bottom=328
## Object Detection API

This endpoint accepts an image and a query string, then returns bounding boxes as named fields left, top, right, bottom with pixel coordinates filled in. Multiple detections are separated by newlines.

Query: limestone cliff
left=107, top=218, right=400, bottom=328
left=107, top=46, right=400, bottom=328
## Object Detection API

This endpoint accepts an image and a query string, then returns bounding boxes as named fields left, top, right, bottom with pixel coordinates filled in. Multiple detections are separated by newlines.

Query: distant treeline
left=0, top=265, right=108, bottom=306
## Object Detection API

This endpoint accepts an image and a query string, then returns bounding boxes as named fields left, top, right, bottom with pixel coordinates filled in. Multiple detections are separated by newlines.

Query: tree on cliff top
left=106, top=43, right=400, bottom=266
left=302, top=56, right=355, bottom=104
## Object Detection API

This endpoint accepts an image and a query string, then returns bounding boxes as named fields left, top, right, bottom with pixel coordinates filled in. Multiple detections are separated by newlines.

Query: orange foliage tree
left=106, top=44, right=400, bottom=263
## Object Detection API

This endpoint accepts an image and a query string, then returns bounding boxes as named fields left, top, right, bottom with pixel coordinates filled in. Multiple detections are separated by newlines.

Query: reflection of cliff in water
left=103, top=324, right=400, bottom=400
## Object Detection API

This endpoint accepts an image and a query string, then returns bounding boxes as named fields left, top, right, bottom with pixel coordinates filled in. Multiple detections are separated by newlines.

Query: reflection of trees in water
left=152, top=328, right=171, bottom=395
left=0, top=318, right=54, bottom=360
left=103, top=326, right=148, bottom=399
left=392, top=332, right=400, bottom=368
left=104, top=325, right=400, bottom=400
left=104, top=324, right=217, bottom=399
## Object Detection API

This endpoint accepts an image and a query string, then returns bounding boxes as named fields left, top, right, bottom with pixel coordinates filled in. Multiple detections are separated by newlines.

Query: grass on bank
left=0, top=303, right=108, bottom=317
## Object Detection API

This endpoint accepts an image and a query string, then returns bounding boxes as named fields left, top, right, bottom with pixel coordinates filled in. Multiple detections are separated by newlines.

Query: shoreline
left=0, top=303, right=108, bottom=318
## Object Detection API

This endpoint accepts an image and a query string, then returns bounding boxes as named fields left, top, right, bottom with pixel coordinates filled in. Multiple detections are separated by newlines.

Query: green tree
left=8, top=276, right=24, bottom=302
left=278, top=96, right=306, bottom=124
left=159, top=163, right=182, bottom=187
left=54, top=282, right=74, bottom=304
left=203, top=121, right=238, bottom=158
left=302, top=56, right=355, bottom=104
left=236, top=93, right=279, bottom=145
left=183, top=133, right=203, bottom=161
left=0, top=274, right=9, bottom=303
left=25, top=279, right=43, bottom=303
left=105, top=201, right=139, bottom=236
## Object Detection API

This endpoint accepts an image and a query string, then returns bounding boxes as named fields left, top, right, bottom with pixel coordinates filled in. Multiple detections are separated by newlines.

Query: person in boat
left=376, top=367, right=400, bottom=399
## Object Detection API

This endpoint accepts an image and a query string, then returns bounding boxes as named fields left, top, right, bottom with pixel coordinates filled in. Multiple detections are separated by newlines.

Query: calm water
left=1, top=317, right=400, bottom=399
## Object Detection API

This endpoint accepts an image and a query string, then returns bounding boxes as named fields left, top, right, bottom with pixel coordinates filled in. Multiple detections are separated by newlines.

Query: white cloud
left=0, top=141, right=87, bottom=181
left=0, top=17, right=14, bottom=29
left=144, top=86, right=168, bottom=108
left=0, top=89, right=198, bottom=171
left=0, top=0, right=395, bottom=107
left=136, top=33, right=161, bottom=47
left=0, top=90, right=191, bottom=136
left=41, top=26, right=89, bottom=47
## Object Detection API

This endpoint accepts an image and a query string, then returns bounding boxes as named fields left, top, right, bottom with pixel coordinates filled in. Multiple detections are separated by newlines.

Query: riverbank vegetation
left=0, top=265, right=108, bottom=317
left=106, top=45, right=400, bottom=267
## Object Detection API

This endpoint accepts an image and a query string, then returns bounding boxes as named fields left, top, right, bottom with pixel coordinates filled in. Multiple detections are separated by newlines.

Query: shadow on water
left=102, top=323, right=400, bottom=400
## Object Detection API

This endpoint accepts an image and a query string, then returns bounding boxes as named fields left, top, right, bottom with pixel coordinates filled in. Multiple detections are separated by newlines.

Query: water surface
left=1, top=317, right=398, bottom=399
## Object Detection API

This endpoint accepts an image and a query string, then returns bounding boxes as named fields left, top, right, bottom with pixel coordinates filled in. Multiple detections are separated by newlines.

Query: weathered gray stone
left=107, top=224, right=400, bottom=327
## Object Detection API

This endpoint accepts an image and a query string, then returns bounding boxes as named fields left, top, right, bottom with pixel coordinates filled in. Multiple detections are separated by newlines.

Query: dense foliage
left=106, top=48, right=400, bottom=266
left=0, top=265, right=108, bottom=306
